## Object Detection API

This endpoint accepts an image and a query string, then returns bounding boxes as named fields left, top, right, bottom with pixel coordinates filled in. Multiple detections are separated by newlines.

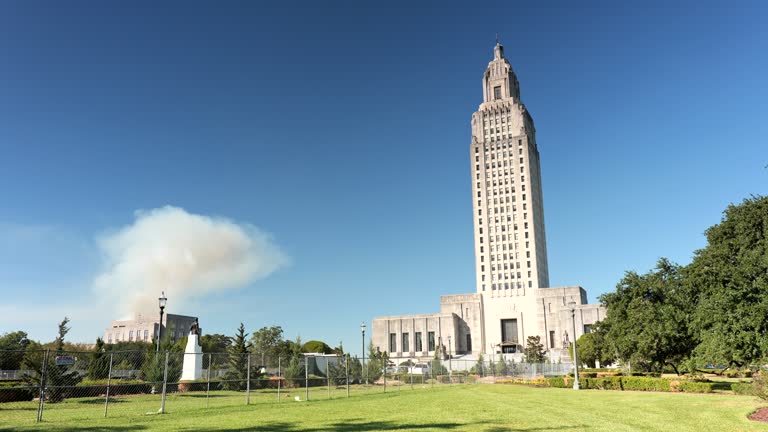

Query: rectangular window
left=415, top=332, right=423, bottom=351
left=129, top=330, right=134, bottom=341
left=466, top=334, right=472, bottom=352
left=549, top=331, right=556, bottom=348
left=389, top=333, right=397, bottom=352
left=402, top=333, right=410, bottom=352
left=494, top=86, right=502, bottom=99
left=428, top=332, right=436, bottom=351
left=584, top=325, right=593, bottom=334
left=144, top=330, right=149, bottom=341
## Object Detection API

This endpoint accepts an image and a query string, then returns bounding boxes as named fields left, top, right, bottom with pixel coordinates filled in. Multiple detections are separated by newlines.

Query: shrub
left=679, top=381, right=714, bottom=393
left=752, top=370, right=768, bottom=400
left=0, top=381, right=35, bottom=402
left=621, top=377, right=671, bottom=392
left=546, top=376, right=567, bottom=388
left=732, top=383, right=755, bottom=396
left=594, top=376, right=622, bottom=390
left=75, top=379, right=153, bottom=397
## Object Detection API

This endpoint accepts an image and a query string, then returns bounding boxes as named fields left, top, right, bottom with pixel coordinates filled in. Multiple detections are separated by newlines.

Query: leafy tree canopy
left=687, top=195, right=768, bottom=367
left=302, top=340, right=333, bottom=354
left=599, top=259, right=696, bottom=373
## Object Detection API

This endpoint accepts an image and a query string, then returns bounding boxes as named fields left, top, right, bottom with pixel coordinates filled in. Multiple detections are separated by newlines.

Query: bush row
left=544, top=376, right=715, bottom=393
left=731, top=383, right=755, bottom=395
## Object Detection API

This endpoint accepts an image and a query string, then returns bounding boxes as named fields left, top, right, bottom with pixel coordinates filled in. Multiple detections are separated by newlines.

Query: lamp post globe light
left=157, top=291, right=167, bottom=353
left=360, top=322, right=366, bottom=385
left=568, top=301, right=581, bottom=390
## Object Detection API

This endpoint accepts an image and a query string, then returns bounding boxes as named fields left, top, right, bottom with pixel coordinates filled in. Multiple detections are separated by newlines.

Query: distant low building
left=103, top=313, right=199, bottom=344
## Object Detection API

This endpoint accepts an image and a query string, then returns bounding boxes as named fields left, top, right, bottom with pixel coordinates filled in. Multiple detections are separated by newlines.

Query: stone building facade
left=372, top=43, right=605, bottom=362
left=104, top=313, right=199, bottom=345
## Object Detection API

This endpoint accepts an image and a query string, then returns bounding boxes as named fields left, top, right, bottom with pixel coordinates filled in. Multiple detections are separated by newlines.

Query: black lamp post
left=157, top=291, right=167, bottom=353
left=360, top=322, right=366, bottom=385
left=568, top=301, right=581, bottom=390
left=447, top=335, right=452, bottom=375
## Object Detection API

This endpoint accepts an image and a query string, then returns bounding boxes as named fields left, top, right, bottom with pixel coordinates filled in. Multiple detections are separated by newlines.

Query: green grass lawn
left=2, top=384, right=768, bottom=431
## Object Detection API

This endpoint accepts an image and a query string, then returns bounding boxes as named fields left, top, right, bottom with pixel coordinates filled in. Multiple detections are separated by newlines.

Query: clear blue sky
left=1, top=1, right=766, bottom=354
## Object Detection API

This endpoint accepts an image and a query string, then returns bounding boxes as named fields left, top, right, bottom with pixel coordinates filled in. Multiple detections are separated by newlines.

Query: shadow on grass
left=76, top=398, right=128, bottom=404
left=484, top=427, right=584, bottom=432
left=0, top=427, right=148, bottom=432
left=711, top=382, right=734, bottom=392
left=178, top=421, right=462, bottom=431
left=176, top=394, right=234, bottom=398
left=179, top=420, right=585, bottom=431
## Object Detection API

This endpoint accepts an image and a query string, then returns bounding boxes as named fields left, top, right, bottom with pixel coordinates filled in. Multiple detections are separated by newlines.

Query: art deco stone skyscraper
left=371, top=43, right=605, bottom=360
left=470, top=42, right=550, bottom=296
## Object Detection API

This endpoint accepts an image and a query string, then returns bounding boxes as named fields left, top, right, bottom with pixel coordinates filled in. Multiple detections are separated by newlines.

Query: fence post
left=345, top=354, right=350, bottom=398
left=326, top=356, right=331, bottom=399
left=206, top=353, right=211, bottom=409
left=277, top=357, right=281, bottom=403
left=304, top=356, right=309, bottom=401
left=36, top=349, right=49, bottom=422
left=103, top=353, right=114, bottom=417
left=410, top=364, right=413, bottom=390
left=160, top=351, right=169, bottom=414
left=246, top=353, right=251, bottom=406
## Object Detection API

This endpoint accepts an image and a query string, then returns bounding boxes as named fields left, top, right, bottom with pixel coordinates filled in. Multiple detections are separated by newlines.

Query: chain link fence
left=0, top=349, right=570, bottom=426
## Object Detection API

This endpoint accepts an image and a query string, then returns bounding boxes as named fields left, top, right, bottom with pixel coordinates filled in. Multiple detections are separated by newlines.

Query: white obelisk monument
left=180, top=319, right=203, bottom=381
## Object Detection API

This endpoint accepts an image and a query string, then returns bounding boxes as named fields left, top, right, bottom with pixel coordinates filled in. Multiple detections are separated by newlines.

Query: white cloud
left=92, top=206, right=288, bottom=318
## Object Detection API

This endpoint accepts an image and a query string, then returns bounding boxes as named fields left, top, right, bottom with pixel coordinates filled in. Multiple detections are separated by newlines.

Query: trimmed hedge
left=542, top=376, right=714, bottom=393
left=75, top=379, right=153, bottom=397
left=678, top=381, right=715, bottom=393
left=731, top=383, right=755, bottom=395
left=0, top=381, right=35, bottom=403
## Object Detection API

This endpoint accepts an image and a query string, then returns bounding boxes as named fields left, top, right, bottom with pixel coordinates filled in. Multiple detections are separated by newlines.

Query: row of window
left=487, top=241, right=530, bottom=252
left=474, top=139, right=525, bottom=154
left=482, top=281, right=533, bottom=291
left=107, top=329, right=153, bottom=343
left=389, top=331, right=436, bottom=353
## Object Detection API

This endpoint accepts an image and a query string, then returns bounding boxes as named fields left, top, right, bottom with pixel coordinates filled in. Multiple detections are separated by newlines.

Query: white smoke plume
left=93, top=206, right=288, bottom=317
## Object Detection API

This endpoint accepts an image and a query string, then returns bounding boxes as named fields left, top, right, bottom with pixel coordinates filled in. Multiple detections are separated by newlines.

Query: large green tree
left=599, top=259, right=696, bottom=373
left=302, top=340, right=333, bottom=354
left=687, top=195, right=768, bottom=368
left=0, top=331, right=30, bottom=370
left=249, top=326, right=297, bottom=367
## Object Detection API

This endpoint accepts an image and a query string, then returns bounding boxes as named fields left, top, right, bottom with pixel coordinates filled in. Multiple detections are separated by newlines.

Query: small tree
left=221, top=323, right=261, bottom=391
left=364, top=341, right=384, bottom=383
left=570, top=330, right=614, bottom=368
left=22, top=317, right=82, bottom=403
left=282, top=336, right=305, bottom=388
left=494, top=354, right=508, bottom=376
left=87, top=338, right=110, bottom=380
left=523, top=336, right=546, bottom=363
left=473, top=353, right=486, bottom=375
